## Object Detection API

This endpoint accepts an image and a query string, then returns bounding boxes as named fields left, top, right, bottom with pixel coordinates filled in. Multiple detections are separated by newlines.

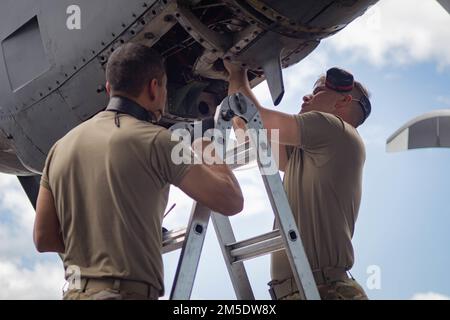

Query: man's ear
left=148, top=79, right=159, bottom=101
left=336, top=94, right=352, bottom=108
left=106, top=82, right=111, bottom=95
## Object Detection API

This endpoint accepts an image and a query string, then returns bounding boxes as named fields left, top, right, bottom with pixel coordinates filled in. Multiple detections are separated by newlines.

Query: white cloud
left=411, top=292, right=450, bottom=300
left=283, top=50, right=330, bottom=102
left=0, top=173, right=65, bottom=300
left=0, top=175, right=36, bottom=261
left=0, top=260, right=65, bottom=300
left=328, top=0, right=450, bottom=69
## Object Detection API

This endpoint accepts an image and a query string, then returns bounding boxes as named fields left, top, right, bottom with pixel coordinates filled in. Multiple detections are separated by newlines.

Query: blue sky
left=1, top=0, right=450, bottom=300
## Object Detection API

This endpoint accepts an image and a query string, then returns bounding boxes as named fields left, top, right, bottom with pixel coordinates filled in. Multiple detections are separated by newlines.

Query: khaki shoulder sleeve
left=149, top=129, right=193, bottom=186
left=40, top=143, right=59, bottom=191
left=295, top=112, right=345, bottom=151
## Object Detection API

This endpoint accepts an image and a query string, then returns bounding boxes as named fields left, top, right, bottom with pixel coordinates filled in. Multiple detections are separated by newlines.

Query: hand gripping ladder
left=164, top=93, right=320, bottom=300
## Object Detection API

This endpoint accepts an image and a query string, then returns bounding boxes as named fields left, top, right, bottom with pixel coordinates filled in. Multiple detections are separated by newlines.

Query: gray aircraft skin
left=0, top=0, right=396, bottom=206
left=386, top=110, right=450, bottom=153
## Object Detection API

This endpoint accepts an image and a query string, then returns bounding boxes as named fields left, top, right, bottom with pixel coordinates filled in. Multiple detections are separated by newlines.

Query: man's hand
left=224, top=60, right=249, bottom=88
left=224, top=60, right=247, bottom=78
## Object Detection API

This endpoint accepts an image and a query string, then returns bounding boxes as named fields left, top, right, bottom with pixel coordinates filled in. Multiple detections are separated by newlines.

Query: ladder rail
left=169, top=202, right=211, bottom=300
left=215, top=93, right=321, bottom=300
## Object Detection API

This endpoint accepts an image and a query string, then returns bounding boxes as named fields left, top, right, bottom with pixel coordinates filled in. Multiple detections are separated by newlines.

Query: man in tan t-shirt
left=225, top=61, right=371, bottom=300
left=33, top=43, right=244, bottom=300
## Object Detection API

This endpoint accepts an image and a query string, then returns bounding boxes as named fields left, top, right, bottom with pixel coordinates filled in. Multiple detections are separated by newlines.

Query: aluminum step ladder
left=164, top=93, right=320, bottom=300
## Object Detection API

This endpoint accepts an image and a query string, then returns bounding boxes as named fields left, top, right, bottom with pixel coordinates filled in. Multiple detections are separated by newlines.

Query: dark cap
left=325, top=67, right=354, bottom=93
left=325, top=67, right=372, bottom=123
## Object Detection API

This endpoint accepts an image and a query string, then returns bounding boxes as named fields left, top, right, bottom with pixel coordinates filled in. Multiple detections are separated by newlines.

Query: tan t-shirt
left=271, top=111, right=365, bottom=281
left=41, top=111, right=192, bottom=296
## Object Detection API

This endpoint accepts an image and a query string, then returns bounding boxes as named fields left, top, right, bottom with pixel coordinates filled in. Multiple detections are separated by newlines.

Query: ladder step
left=226, top=230, right=284, bottom=263
left=162, top=228, right=186, bottom=254
left=162, top=228, right=285, bottom=263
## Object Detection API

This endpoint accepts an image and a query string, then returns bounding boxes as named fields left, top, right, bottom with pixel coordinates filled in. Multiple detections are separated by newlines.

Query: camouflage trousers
left=63, top=288, right=157, bottom=300
left=281, top=278, right=368, bottom=300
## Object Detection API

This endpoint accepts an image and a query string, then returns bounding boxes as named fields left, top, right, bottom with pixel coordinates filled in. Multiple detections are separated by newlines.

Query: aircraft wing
left=386, top=110, right=450, bottom=153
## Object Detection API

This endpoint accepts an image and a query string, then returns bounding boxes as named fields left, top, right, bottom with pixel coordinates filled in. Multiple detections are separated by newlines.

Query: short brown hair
left=106, top=43, right=165, bottom=97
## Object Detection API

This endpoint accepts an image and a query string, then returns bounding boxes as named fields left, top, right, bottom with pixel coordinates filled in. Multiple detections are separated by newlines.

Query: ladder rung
left=162, top=228, right=186, bottom=254
left=226, top=230, right=284, bottom=263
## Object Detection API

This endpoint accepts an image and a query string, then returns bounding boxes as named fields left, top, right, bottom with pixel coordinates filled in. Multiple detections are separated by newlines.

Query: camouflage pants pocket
left=318, top=279, right=368, bottom=300
left=279, top=279, right=368, bottom=300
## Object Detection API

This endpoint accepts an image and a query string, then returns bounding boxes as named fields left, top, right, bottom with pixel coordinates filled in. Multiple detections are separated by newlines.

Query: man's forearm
left=205, top=153, right=241, bottom=196
left=46, top=237, right=65, bottom=254
left=34, top=229, right=65, bottom=253
left=210, top=163, right=241, bottom=191
left=193, top=139, right=242, bottom=196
